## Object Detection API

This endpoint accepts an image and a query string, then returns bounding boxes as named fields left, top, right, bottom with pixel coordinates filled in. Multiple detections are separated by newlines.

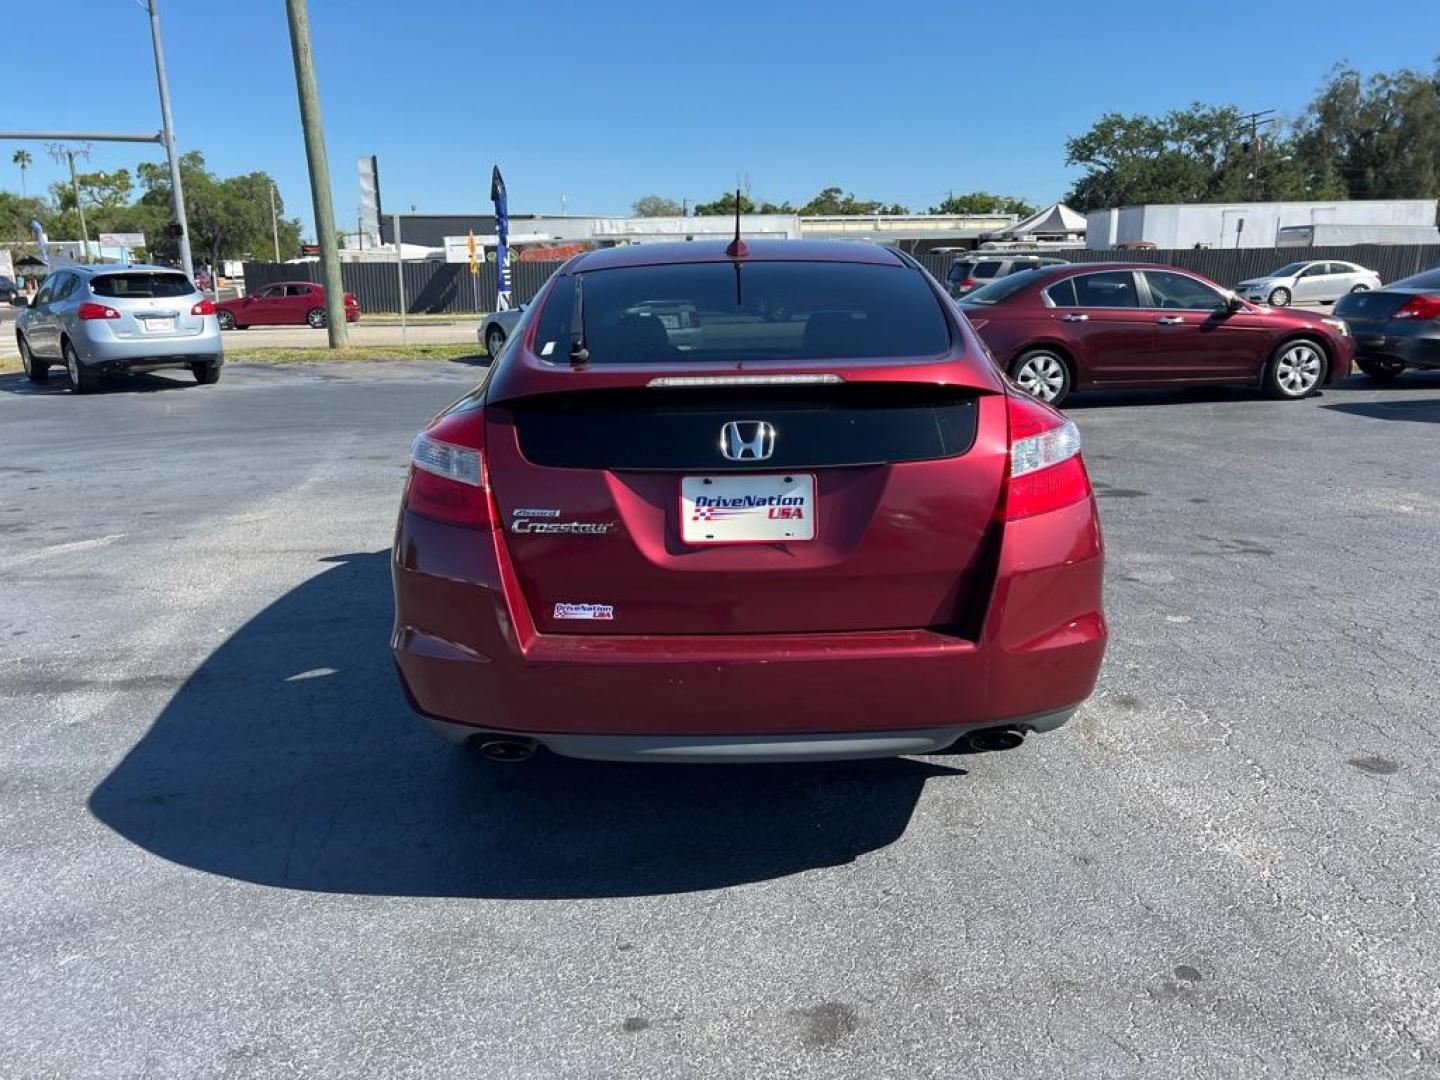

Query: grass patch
left=224, top=343, right=488, bottom=364
left=358, top=313, right=482, bottom=325
left=0, top=343, right=487, bottom=374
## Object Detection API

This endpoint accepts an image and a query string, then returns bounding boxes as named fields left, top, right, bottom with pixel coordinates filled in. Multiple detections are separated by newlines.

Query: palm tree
left=12, top=149, right=31, bottom=197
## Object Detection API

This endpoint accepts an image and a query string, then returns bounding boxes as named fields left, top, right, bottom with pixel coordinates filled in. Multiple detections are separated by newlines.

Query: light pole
left=145, top=0, right=194, bottom=280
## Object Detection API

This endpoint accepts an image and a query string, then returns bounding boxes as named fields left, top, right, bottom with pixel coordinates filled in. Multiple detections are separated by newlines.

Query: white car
left=1235, top=260, right=1382, bottom=307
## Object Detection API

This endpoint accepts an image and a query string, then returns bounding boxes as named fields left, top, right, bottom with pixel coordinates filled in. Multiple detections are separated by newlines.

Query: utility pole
left=393, top=214, right=406, bottom=344
left=147, top=1, right=194, bottom=280
left=48, top=144, right=90, bottom=258
left=284, top=0, right=348, bottom=346
left=1237, top=109, right=1277, bottom=202
left=269, top=182, right=281, bottom=261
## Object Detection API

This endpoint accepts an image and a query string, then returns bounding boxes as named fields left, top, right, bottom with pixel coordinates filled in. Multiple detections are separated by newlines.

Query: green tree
left=1293, top=62, right=1440, bottom=200
left=929, top=191, right=1038, bottom=217
left=798, top=186, right=908, bottom=215
left=1063, top=96, right=1350, bottom=211
left=12, top=149, right=31, bottom=198
left=138, top=151, right=301, bottom=266
left=693, top=190, right=756, bottom=215
left=0, top=191, right=49, bottom=242
left=690, top=191, right=799, bottom=215
left=632, top=194, right=683, bottom=217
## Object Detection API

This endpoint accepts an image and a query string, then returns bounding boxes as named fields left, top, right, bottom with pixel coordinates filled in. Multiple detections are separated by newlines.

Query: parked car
left=1234, top=260, right=1381, bottom=307
left=0, top=275, right=19, bottom=306
left=960, top=263, right=1354, bottom=406
left=1333, top=266, right=1440, bottom=380
left=945, top=254, right=1069, bottom=297
left=478, top=306, right=524, bottom=358
left=394, top=241, right=1107, bottom=763
left=15, top=264, right=222, bottom=393
left=215, top=281, right=359, bottom=329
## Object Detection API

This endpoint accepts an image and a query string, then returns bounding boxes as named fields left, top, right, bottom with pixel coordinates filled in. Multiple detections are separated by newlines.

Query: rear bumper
left=420, top=707, right=1078, bottom=762
left=1351, top=326, right=1440, bottom=369
left=391, top=496, right=1106, bottom=760
left=75, top=321, right=223, bottom=368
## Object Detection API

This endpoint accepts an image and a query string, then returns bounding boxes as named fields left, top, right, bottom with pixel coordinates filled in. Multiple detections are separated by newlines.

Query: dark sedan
left=959, top=263, right=1354, bottom=406
left=1334, top=267, right=1440, bottom=381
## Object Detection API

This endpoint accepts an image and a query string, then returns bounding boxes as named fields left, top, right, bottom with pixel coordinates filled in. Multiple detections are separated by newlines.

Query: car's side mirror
left=1224, top=294, right=1245, bottom=314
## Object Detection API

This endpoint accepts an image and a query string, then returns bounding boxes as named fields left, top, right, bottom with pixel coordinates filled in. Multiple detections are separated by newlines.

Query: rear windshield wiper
left=569, top=274, right=589, bottom=366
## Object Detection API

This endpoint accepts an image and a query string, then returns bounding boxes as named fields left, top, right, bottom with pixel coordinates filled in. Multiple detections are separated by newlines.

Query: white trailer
left=1088, top=200, right=1439, bottom=249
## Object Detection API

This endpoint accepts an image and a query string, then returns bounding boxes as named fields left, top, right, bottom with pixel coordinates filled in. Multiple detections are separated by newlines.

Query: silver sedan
left=478, top=305, right=524, bottom=359
left=1235, top=260, right=1382, bottom=307
left=15, top=263, right=222, bottom=393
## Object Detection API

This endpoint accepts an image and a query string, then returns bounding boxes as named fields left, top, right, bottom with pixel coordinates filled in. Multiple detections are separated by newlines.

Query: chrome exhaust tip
left=476, top=737, right=538, bottom=762
left=965, top=726, right=1026, bottom=752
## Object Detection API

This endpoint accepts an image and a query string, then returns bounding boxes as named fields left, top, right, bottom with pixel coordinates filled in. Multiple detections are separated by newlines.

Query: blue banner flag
left=490, top=166, right=511, bottom=311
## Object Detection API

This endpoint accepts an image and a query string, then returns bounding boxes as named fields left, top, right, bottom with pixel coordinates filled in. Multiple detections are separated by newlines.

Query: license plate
left=681, top=474, right=816, bottom=544
left=139, top=317, right=175, bottom=333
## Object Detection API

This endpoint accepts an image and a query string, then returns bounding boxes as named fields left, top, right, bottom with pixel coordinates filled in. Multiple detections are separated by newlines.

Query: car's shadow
left=88, top=551, right=959, bottom=899
left=1062, top=385, right=1250, bottom=410
left=1323, top=398, right=1440, bottom=423
left=0, top=371, right=197, bottom=395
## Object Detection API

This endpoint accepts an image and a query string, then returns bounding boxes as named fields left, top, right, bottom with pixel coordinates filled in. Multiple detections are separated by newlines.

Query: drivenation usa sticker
left=553, top=602, right=615, bottom=621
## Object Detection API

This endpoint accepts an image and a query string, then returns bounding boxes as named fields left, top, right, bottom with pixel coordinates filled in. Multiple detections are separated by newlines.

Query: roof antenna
left=726, top=187, right=748, bottom=258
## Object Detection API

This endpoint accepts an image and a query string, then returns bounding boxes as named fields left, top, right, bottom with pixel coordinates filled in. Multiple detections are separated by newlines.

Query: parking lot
left=2, top=361, right=1437, bottom=1077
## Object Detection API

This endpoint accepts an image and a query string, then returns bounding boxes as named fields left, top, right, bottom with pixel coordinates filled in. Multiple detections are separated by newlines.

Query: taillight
left=1393, top=294, right=1440, bottom=320
left=961, top=278, right=977, bottom=290
left=1002, top=392, right=1090, bottom=521
left=191, top=299, right=215, bottom=316
left=407, top=431, right=491, bottom=528
left=77, top=302, right=120, bottom=320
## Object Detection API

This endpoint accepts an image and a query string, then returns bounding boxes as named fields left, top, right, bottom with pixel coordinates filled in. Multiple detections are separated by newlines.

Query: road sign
left=99, top=232, right=146, bottom=249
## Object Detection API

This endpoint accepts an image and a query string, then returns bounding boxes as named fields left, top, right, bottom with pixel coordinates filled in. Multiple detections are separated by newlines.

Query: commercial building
left=1088, top=199, right=1440, bottom=250
left=341, top=209, right=1017, bottom=263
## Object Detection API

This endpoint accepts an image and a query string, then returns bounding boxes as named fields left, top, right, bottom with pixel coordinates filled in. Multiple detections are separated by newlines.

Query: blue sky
left=9, top=1, right=1439, bottom=237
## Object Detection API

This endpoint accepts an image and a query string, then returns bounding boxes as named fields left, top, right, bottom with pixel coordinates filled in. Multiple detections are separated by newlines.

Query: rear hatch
left=483, top=255, right=1008, bottom=636
left=90, top=271, right=205, bottom=339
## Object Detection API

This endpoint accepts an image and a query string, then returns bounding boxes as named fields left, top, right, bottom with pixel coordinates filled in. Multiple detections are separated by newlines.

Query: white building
left=1088, top=199, right=1440, bottom=250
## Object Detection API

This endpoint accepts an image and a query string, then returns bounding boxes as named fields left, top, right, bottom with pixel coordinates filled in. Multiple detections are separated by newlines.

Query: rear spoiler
left=486, top=353, right=1006, bottom=405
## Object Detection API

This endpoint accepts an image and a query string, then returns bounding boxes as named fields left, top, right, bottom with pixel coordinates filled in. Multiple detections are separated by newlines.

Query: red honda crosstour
left=391, top=241, right=1106, bottom=763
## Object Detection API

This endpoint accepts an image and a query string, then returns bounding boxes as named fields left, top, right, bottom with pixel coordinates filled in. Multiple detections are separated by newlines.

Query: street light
left=142, top=0, right=194, bottom=281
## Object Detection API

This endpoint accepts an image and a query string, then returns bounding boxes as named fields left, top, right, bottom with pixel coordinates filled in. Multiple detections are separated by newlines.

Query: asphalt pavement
left=1, top=361, right=1437, bottom=1078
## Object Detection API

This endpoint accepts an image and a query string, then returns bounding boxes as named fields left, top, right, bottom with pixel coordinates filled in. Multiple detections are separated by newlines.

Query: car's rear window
left=90, top=272, right=194, bottom=299
left=1390, top=268, right=1440, bottom=291
left=960, top=268, right=1047, bottom=305
left=533, top=261, right=951, bottom=363
left=946, top=261, right=974, bottom=283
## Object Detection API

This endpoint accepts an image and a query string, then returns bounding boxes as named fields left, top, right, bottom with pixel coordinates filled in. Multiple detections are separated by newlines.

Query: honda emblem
left=720, top=420, right=776, bottom=462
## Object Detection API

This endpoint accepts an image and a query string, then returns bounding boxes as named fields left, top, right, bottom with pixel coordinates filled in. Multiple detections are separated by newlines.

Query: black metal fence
left=244, top=243, right=1440, bottom=315
left=241, top=259, right=565, bottom=314
left=914, top=245, right=1440, bottom=290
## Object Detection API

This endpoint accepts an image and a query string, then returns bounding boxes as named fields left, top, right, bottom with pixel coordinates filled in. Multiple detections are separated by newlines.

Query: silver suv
left=16, top=264, right=222, bottom=392
left=945, top=254, right=1070, bottom=298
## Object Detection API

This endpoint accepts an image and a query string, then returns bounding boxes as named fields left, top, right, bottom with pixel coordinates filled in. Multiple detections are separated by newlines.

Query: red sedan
left=960, top=262, right=1354, bottom=405
left=391, top=241, right=1106, bottom=763
left=215, top=280, right=359, bottom=330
